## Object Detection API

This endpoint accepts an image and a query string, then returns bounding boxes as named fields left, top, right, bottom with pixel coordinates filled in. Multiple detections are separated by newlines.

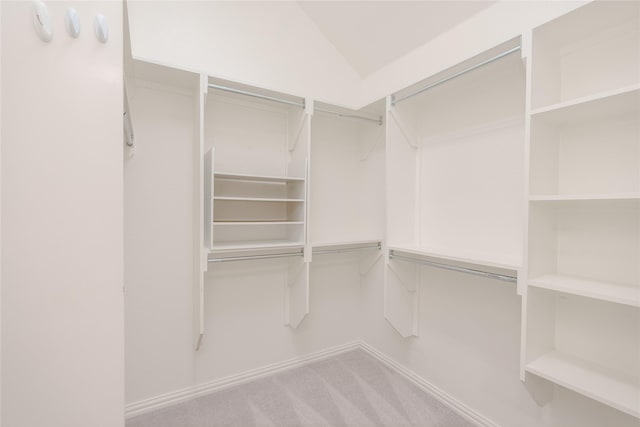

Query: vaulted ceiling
left=297, top=1, right=495, bottom=77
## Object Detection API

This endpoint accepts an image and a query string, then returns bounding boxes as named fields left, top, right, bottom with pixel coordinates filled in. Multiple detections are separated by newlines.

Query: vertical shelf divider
left=194, top=73, right=207, bottom=350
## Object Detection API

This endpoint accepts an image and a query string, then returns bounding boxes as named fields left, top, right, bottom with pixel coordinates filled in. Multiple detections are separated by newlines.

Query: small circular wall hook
left=65, top=8, right=80, bottom=38
left=31, top=1, right=53, bottom=42
left=94, top=13, right=108, bottom=43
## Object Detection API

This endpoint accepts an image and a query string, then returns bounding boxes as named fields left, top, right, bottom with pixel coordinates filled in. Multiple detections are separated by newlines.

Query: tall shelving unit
left=384, top=39, right=526, bottom=338
left=199, top=79, right=312, bottom=346
left=522, top=1, right=640, bottom=418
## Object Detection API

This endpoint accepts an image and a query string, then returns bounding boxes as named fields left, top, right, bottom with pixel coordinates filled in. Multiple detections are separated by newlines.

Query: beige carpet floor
left=126, top=349, right=475, bottom=427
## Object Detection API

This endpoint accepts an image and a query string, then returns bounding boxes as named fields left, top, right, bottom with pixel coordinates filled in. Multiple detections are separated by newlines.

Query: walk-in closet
left=1, top=1, right=638, bottom=426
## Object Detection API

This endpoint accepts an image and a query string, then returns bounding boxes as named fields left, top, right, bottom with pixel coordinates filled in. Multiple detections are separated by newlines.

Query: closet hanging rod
left=389, top=251, right=517, bottom=283
left=314, top=242, right=382, bottom=255
left=208, top=250, right=303, bottom=264
left=315, top=107, right=383, bottom=126
left=208, top=83, right=305, bottom=108
left=391, top=45, right=521, bottom=106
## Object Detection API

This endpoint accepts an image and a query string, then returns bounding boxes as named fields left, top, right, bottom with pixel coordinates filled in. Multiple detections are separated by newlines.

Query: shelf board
left=210, top=241, right=304, bottom=253
left=214, top=172, right=304, bottom=183
left=312, top=239, right=382, bottom=249
left=213, top=196, right=304, bottom=202
left=526, top=351, right=640, bottom=419
left=312, top=239, right=382, bottom=253
left=531, top=84, right=640, bottom=124
left=529, top=274, right=639, bottom=307
left=213, top=221, right=304, bottom=226
left=388, top=245, right=521, bottom=271
left=529, top=193, right=640, bottom=202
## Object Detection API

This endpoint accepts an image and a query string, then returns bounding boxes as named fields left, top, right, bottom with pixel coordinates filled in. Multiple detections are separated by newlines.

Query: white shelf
left=213, top=196, right=304, bottom=202
left=214, top=172, right=304, bottom=183
left=209, top=240, right=304, bottom=253
left=531, top=85, right=640, bottom=122
left=529, top=274, right=640, bottom=307
left=213, top=221, right=304, bottom=226
left=312, top=240, right=382, bottom=252
left=311, top=239, right=382, bottom=249
left=526, top=351, right=640, bottom=419
left=388, top=245, right=521, bottom=271
left=529, top=194, right=640, bottom=202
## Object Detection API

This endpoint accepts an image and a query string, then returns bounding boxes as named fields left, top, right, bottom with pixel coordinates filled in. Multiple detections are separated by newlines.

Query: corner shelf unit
left=523, top=1, right=640, bottom=418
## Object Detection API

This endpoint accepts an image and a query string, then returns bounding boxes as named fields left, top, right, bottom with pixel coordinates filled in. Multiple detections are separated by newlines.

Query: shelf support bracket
left=388, top=101, right=418, bottom=149
left=288, top=113, right=307, bottom=153
left=360, top=131, right=384, bottom=162
left=285, top=257, right=309, bottom=328
left=359, top=250, right=382, bottom=276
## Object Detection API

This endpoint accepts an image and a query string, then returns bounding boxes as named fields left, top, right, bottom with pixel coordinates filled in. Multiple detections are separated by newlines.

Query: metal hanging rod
left=391, top=45, right=521, bottom=106
left=313, top=242, right=382, bottom=255
left=315, top=107, right=383, bottom=126
left=209, top=250, right=303, bottom=264
left=389, top=251, right=517, bottom=283
left=208, top=83, right=305, bottom=108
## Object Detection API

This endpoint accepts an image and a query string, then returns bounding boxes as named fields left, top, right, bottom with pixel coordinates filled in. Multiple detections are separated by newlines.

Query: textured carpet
left=126, top=349, right=475, bottom=427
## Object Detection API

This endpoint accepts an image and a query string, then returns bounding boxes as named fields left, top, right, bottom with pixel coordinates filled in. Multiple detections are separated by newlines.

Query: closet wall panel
left=124, top=84, right=196, bottom=404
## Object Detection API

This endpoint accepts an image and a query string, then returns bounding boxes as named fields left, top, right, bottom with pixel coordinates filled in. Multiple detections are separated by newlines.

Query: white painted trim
left=359, top=342, right=500, bottom=427
left=125, top=341, right=361, bottom=418
left=126, top=340, right=499, bottom=426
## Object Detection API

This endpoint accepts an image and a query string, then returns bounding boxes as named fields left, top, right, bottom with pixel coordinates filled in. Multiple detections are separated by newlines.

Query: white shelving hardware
left=202, top=80, right=312, bottom=336
left=384, top=38, right=525, bottom=338
left=523, top=1, right=640, bottom=417
left=206, top=164, right=308, bottom=251
left=388, top=245, right=521, bottom=273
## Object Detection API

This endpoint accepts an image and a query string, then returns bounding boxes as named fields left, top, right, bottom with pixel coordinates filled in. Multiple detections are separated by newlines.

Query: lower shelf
left=526, top=351, right=640, bottom=418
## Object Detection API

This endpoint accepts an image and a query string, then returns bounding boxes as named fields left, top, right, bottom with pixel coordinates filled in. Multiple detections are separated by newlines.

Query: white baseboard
left=125, top=340, right=361, bottom=418
left=359, top=341, right=499, bottom=427
left=126, top=340, right=498, bottom=427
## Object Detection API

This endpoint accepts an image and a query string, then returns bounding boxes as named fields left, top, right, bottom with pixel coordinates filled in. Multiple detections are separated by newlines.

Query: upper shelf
left=214, top=172, right=305, bottom=183
left=530, top=84, right=639, bottom=123
left=214, top=196, right=304, bottom=202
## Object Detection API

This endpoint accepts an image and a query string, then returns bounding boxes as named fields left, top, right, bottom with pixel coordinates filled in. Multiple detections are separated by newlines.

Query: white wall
left=360, top=1, right=588, bottom=107
left=124, top=83, right=196, bottom=402
left=126, top=1, right=587, bottom=110
left=126, top=1, right=362, bottom=109
left=1, top=2, right=124, bottom=426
